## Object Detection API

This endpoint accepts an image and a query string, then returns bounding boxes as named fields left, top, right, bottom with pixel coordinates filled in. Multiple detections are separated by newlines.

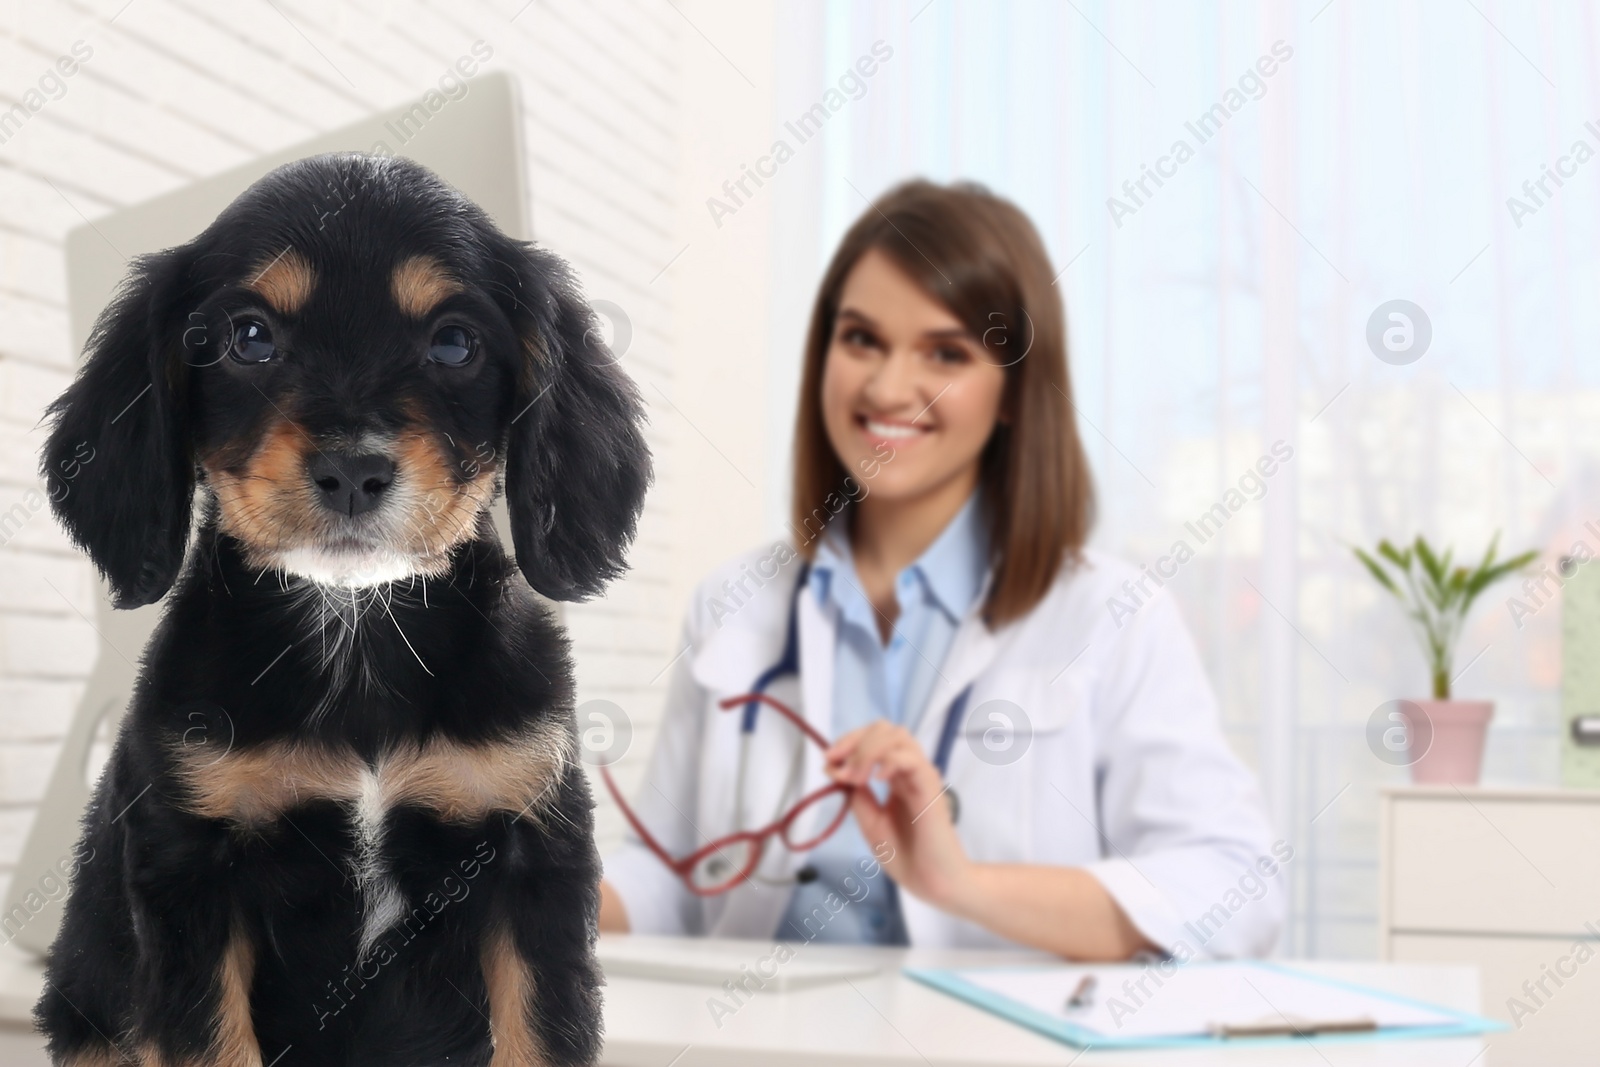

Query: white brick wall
left=0, top=0, right=697, bottom=900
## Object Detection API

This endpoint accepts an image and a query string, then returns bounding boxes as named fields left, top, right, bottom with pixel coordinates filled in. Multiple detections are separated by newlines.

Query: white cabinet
left=1380, top=786, right=1600, bottom=1066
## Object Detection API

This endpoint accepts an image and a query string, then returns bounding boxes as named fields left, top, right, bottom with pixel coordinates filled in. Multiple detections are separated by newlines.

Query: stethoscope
left=734, top=561, right=974, bottom=887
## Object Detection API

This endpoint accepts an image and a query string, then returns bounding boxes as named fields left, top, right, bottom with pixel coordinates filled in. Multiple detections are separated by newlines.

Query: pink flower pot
left=1399, top=700, right=1494, bottom=785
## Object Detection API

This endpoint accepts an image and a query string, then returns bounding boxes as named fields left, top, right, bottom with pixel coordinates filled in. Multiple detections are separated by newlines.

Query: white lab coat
left=603, top=544, right=1284, bottom=958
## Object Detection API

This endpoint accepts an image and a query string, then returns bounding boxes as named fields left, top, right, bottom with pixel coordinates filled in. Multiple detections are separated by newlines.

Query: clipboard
left=904, top=960, right=1508, bottom=1050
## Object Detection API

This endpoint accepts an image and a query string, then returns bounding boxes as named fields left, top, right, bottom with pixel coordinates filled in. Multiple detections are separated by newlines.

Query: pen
left=1213, top=1018, right=1377, bottom=1039
left=1065, top=975, right=1097, bottom=1010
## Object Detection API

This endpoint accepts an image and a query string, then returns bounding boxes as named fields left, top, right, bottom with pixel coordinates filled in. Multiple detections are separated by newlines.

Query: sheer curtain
left=764, top=0, right=1600, bottom=957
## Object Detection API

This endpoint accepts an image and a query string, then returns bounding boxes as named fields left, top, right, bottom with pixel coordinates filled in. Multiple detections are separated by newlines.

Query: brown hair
left=790, top=179, right=1095, bottom=627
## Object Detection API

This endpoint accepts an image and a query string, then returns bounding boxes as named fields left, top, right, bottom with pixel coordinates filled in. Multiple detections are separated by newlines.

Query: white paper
left=957, top=962, right=1462, bottom=1041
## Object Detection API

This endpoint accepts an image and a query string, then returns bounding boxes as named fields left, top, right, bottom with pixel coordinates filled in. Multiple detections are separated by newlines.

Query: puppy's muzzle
left=308, top=450, right=395, bottom=518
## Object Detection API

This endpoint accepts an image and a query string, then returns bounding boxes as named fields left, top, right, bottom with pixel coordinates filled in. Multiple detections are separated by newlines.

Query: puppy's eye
left=229, top=321, right=276, bottom=364
left=428, top=325, right=475, bottom=367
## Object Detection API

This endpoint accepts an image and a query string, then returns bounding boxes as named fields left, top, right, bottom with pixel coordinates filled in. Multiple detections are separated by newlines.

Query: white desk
left=0, top=938, right=1487, bottom=1066
left=599, top=935, right=1487, bottom=1066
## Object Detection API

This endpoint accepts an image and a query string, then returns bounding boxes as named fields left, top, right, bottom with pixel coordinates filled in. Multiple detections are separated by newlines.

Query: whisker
left=387, top=599, right=433, bottom=677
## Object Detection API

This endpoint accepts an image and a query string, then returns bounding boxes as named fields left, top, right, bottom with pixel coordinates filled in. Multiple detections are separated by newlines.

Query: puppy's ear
left=497, top=240, right=651, bottom=601
left=42, top=249, right=195, bottom=608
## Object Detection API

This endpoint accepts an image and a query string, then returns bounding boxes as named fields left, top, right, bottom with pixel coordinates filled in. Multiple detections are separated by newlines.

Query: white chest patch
left=353, top=767, right=407, bottom=960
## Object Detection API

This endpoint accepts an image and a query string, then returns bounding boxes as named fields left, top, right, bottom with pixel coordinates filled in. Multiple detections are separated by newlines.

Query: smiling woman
left=600, top=179, right=1282, bottom=965
left=794, top=180, right=1094, bottom=629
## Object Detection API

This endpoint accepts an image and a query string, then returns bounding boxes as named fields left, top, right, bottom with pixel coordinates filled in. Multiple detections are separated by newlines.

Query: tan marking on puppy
left=393, top=429, right=498, bottom=572
left=481, top=923, right=548, bottom=1067
left=206, top=416, right=498, bottom=578
left=210, top=927, right=262, bottom=1067
left=392, top=256, right=461, bottom=318
left=383, top=722, right=571, bottom=824
left=174, top=742, right=361, bottom=826
left=174, top=722, right=570, bottom=829
left=204, top=417, right=318, bottom=559
left=248, top=248, right=316, bottom=315
left=131, top=931, right=259, bottom=1066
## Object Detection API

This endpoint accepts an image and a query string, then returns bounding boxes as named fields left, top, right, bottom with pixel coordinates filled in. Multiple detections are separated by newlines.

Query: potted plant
left=1352, top=534, right=1538, bottom=784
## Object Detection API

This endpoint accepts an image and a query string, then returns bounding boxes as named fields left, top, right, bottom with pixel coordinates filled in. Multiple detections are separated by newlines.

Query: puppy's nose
left=307, top=451, right=395, bottom=517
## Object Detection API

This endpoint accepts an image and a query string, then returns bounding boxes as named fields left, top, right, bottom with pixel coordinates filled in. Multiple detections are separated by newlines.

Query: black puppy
left=33, top=153, right=649, bottom=1067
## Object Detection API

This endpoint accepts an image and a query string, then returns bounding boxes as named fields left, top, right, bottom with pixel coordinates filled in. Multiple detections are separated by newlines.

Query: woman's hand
left=598, top=879, right=631, bottom=933
left=824, top=721, right=972, bottom=909
left=825, top=722, right=1158, bottom=961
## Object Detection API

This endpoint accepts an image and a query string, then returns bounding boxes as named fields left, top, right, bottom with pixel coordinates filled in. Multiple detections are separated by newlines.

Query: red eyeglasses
left=598, top=692, right=856, bottom=896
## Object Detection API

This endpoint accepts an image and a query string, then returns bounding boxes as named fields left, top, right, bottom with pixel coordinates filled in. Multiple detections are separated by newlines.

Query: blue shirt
left=775, top=492, right=989, bottom=944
